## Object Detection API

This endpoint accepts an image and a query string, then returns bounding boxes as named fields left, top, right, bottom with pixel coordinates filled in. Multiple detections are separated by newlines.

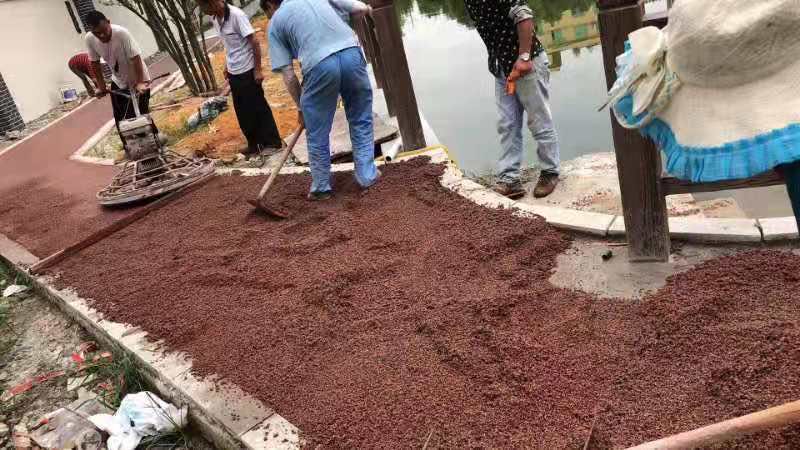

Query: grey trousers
left=494, top=53, right=561, bottom=183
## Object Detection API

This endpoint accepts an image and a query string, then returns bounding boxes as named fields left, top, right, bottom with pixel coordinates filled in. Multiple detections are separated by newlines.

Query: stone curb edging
left=0, top=240, right=301, bottom=450
left=221, top=146, right=798, bottom=244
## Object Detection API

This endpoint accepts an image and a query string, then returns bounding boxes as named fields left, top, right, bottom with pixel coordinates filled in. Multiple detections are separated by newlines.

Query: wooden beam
left=371, top=1, right=426, bottom=151
left=662, top=171, right=784, bottom=196
left=642, top=10, right=668, bottom=28
left=598, top=0, right=670, bottom=262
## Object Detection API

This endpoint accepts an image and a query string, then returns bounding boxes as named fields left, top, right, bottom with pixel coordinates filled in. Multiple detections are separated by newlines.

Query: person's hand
left=224, top=69, right=230, bottom=80
left=513, top=58, right=534, bottom=77
left=95, top=88, right=109, bottom=98
left=254, top=69, right=264, bottom=83
left=297, top=111, right=305, bottom=129
left=135, top=81, right=150, bottom=94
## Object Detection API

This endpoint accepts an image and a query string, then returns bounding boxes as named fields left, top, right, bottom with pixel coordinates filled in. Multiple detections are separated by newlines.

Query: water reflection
left=394, top=0, right=611, bottom=174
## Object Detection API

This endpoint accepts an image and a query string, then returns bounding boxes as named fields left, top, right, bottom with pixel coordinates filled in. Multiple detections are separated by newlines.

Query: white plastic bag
left=88, top=392, right=187, bottom=450
left=2, top=284, right=28, bottom=298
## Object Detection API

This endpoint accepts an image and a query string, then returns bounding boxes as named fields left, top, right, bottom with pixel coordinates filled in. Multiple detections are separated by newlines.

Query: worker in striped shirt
left=68, top=53, right=97, bottom=97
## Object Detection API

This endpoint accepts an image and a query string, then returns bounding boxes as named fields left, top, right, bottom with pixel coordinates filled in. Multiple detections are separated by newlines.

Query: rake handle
left=257, top=125, right=305, bottom=201
left=627, top=399, right=800, bottom=450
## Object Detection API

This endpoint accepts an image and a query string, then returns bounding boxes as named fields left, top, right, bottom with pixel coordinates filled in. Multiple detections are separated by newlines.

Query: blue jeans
left=494, top=53, right=560, bottom=184
left=301, top=47, right=379, bottom=194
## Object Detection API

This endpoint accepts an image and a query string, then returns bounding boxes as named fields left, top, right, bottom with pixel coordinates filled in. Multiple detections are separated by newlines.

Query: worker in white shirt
left=198, top=0, right=283, bottom=160
left=84, top=11, right=152, bottom=150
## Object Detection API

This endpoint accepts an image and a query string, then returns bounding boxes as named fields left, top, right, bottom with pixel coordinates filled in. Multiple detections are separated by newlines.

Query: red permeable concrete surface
left=46, top=159, right=800, bottom=448
left=0, top=57, right=178, bottom=258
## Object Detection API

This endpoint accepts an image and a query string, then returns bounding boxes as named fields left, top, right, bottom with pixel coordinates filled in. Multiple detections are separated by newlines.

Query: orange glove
left=505, top=69, right=522, bottom=96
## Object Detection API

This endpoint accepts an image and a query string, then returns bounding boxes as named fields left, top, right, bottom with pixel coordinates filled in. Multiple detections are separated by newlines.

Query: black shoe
left=307, top=191, right=333, bottom=201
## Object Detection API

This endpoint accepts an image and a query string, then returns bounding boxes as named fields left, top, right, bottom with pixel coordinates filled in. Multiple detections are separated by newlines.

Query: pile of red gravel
left=48, top=158, right=800, bottom=448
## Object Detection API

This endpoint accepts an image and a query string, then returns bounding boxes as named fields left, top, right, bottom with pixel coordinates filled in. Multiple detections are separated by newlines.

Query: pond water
left=395, top=0, right=665, bottom=175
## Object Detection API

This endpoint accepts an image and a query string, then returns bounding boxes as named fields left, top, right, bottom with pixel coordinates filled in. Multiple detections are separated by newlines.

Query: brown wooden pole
left=365, top=15, right=395, bottom=115
left=597, top=0, right=670, bottom=262
left=370, top=0, right=426, bottom=151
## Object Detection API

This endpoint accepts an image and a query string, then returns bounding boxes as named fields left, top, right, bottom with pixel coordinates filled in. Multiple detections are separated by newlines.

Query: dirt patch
left=172, top=16, right=301, bottom=161
left=47, top=158, right=800, bottom=448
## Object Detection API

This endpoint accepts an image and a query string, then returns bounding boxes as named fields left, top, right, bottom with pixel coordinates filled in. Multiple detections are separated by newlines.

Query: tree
left=101, top=0, right=217, bottom=94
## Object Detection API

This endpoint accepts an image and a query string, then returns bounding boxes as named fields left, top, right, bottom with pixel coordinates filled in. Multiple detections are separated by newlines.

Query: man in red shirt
left=68, top=53, right=97, bottom=97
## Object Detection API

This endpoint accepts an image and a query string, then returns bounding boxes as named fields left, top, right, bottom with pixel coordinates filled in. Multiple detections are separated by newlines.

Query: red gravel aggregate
left=47, top=158, right=800, bottom=448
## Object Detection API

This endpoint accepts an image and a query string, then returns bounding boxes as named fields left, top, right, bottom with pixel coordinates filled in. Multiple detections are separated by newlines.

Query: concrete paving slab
left=514, top=203, right=614, bottom=236
left=460, top=188, right=519, bottom=209
left=758, top=217, right=799, bottom=241
left=669, top=217, right=762, bottom=242
left=0, top=233, right=39, bottom=266
left=172, top=370, right=274, bottom=437
left=608, top=216, right=626, bottom=237
left=550, top=237, right=770, bottom=299
left=241, top=413, right=301, bottom=450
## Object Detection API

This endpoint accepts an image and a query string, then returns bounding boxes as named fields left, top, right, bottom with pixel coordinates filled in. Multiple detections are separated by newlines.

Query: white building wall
left=0, top=0, right=160, bottom=123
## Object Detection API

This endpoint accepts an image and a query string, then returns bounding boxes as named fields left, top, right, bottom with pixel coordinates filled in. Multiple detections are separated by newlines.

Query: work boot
left=493, top=180, right=526, bottom=200
left=533, top=172, right=559, bottom=198
left=307, top=191, right=333, bottom=201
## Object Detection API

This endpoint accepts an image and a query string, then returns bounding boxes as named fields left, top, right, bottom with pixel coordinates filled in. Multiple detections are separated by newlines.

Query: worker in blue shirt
left=261, top=0, right=379, bottom=201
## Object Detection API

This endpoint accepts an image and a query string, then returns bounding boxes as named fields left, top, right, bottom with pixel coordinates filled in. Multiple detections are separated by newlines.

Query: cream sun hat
left=606, top=0, right=800, bottom=183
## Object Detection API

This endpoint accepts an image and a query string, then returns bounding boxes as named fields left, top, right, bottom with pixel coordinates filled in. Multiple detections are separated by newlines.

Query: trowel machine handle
left=108, top=73, right=172, bottom=116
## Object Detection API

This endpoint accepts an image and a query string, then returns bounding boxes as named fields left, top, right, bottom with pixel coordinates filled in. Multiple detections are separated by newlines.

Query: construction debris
left=30, top=408, right=103, bottom=450
left=186, top=96, right=229, bottom=130
left=88, top=392, right=187, bottom=450
left=2, top=284, right=28, bottom=298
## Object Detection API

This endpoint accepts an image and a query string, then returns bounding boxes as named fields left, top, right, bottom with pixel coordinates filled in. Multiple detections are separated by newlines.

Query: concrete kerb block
left=0, top=251, right=296, bottom=450
left=172, top=370, right=274, bottom=437
left=758, top=216, right=799, bottom=241
left=241, top=413, right=302, bottom=450
left=669, top=217, right=762, bottom=242
left=608, top=216, right=626, bottom=237
left=0, top=233, right=39, bottom=267
left=514, top=203, right=615, bottom=236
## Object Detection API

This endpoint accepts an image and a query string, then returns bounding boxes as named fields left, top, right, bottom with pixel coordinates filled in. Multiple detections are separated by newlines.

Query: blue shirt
left=268, top=0, right=360, bottom=75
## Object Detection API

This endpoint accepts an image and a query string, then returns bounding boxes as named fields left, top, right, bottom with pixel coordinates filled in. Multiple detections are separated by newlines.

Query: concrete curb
left=220, top=146, right=796, bottom=244
left=0, top=237, right=301, bottom=450
left=69, top=119, right=117, bottom=166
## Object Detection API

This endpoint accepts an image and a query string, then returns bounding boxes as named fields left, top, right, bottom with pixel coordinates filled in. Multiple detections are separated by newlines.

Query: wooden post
left=364, top=16, right=396, bottom=116
left=597, top=0, right=670, bottom=262
left=370, top=0, right=426, bottom=151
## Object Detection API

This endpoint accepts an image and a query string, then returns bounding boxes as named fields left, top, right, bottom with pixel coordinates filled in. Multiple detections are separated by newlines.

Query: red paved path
left=0, top=57, right=178, bottom=258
